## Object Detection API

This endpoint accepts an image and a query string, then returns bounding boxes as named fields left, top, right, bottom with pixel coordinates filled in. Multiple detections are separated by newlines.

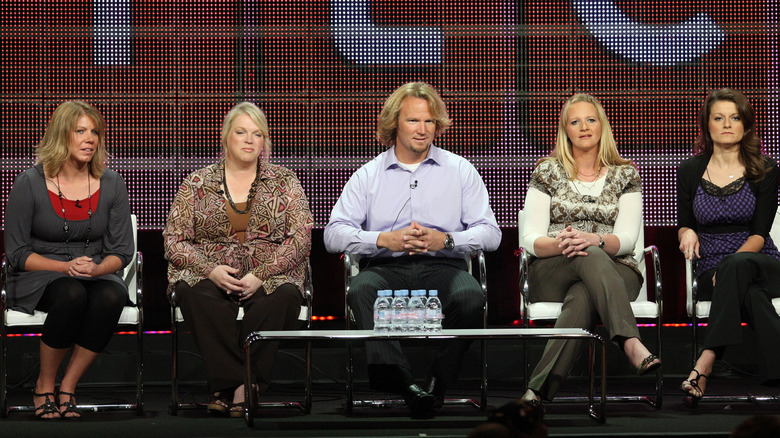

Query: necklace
left=709, top=160, right=740, bottom=179
left=577, top=168, right=599, bottom=179
left=52, top=174, right=93, bottom=261
left=705, top=167, right=740, bottom=183
left=222, top=162, right=260, bottom=214
left=571, top=179, right=597, bottom=203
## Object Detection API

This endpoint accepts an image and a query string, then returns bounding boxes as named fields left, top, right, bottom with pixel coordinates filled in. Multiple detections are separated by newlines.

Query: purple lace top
left=693, top=177, right=780, bottom=275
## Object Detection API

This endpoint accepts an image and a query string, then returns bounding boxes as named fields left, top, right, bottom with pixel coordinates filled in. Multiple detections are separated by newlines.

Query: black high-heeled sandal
left=634, top=354, right=662, bottom=376
left=679, top=368, right=707, bottom=408
left=57, top=390, right=82, bottom=419
left=33, top=391, right=60, bottom=420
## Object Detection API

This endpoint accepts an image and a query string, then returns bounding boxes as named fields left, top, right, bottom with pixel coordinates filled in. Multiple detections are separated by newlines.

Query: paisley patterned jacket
left=163, top=159, right=313, bottom=297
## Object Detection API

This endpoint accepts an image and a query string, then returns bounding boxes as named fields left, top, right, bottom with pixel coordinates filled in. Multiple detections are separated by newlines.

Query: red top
left=48, top=189, right=101, bottom=220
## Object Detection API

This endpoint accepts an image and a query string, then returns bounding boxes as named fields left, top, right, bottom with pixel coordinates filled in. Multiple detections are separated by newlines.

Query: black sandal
left=634, top=354, right=662, bottom=376
left=679, top=368, right=707, bottom=408
left=33, top=391, right=61, bottom=420
left=57, top=390, right=82, bottom=419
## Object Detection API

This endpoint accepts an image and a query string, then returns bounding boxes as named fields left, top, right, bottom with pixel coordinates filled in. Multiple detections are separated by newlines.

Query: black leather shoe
left=402, top=384, right=435, bottom=418
left=425, top=375, right=446, bottom=409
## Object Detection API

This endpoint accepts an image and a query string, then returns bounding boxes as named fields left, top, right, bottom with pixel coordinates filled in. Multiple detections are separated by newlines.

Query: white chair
left=517, top=210, right=663, bottom=408
left=169, top=261, right=314, bottom=415
left=343, top=250, right=488, bottom=413
left=685, top=210, right=780, bottom=403
left=1, top=214, right=144, bottom=417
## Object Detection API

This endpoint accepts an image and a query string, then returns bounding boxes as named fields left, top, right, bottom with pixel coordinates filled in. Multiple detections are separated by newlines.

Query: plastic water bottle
left=373, top=290, right=392, bottom=333
left=407, top=290, right=427, bottom=333
left=424, top=290, right=443, bottom=333
left=390, top=289, right=410, bottom=332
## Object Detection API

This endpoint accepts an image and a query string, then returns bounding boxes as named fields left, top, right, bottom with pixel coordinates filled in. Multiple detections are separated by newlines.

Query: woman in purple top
left=677, top=88, right=780, bottom=406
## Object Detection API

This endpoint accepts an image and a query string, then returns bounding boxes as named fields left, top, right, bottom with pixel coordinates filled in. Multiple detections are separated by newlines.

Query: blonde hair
left=36, top=101, right=107, bottom=179
left=543, top=93, right=630, bottom=179
left=221, top=102, right=272, bottom=160
left=376, top=82, right=452, bottom=146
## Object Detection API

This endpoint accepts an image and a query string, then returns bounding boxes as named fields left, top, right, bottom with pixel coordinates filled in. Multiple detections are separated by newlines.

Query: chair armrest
left=686, top=257, right=698, bottom=316
left=472, top=250, right=486, bottom=298
left=517, top=247, right=529, bottom=322
left=642, top=245, right=663, bottom=323
left=134, top=251, right=144, bottom=310
left=1, top=254, right=7, bottom=315
left=642, top=245, right=663, bottom=304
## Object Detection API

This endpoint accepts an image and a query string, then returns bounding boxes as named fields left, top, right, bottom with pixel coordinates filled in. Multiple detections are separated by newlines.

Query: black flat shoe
left=680, top=368, right=707, bottom=408
left=402, top=384, right=435, bottom=418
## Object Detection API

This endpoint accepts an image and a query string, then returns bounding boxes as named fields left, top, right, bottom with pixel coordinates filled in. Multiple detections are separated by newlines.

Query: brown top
left=226, top=201, right=250, bottom=243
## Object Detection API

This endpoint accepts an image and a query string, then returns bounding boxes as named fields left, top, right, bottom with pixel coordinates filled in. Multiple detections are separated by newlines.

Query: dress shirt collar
left=382, top=145, right=443, bottom=170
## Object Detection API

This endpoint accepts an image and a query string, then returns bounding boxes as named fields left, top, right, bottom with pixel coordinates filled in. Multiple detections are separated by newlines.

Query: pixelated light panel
left=0, top=0, right=776, bottom=228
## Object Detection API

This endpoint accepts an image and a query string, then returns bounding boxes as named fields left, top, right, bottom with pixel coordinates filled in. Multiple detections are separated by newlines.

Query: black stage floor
left=2, top=379, right=779, bottom=438
left=2, top=328, right=779, bottom=437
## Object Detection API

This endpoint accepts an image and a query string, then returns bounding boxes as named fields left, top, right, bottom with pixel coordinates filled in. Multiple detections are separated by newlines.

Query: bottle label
left=426, top=309, right=441, bottom=319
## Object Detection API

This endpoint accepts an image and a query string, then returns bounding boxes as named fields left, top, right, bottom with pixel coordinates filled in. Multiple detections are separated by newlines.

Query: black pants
left=347, top=256, right=484, bottom=387
left=175, top=280, right=303, bottom=393
left=36, top=277, right=127, bottom=353
left=698, top=252, right=780, bottom=384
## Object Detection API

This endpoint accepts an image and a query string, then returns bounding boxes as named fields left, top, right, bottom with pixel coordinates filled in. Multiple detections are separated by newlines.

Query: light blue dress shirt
left=324, top=145, right=502, bottom=259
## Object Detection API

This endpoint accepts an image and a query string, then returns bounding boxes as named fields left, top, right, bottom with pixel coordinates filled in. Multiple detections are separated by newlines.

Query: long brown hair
left=695, top=88, right=768, bottom=181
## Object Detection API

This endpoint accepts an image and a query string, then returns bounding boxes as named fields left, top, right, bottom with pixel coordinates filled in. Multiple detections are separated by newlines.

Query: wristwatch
left=598, top=234, right=605, bottom=249
left=444, top=233, right=455, bottom=250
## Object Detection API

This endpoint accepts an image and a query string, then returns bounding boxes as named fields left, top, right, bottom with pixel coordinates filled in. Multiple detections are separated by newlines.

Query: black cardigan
left=677, top=153, right=779, bottom=238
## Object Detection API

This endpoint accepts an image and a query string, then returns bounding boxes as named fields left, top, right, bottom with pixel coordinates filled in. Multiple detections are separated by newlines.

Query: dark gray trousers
left=347, top=256, right=484, bottom=385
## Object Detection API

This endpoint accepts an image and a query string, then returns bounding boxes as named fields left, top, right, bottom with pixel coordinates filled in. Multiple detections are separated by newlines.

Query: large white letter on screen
left=93, top=0, right=132, bottom=65
left=573, top=0, right=725, bottom=67
left=331, top=0, right=443, bottom=64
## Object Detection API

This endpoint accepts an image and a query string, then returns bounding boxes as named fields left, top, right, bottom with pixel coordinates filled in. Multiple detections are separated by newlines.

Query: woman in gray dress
left=4, top=101, right=134, bottom=419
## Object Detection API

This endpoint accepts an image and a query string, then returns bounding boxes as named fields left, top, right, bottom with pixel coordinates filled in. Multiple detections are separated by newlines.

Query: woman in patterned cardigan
left=163, top=102, right=313, bottom=417
left=519, top=94, right=661, bottom=405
